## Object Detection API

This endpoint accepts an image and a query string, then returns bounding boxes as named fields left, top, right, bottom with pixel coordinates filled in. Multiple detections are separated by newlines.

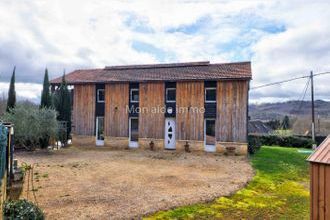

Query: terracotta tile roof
left=50, top=61, right=252, bottom=84
left=308, top=136, right=330, bottom=164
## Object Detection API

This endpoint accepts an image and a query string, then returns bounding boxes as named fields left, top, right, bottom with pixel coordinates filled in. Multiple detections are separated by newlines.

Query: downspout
left=246, top=80, right=250, bottom=143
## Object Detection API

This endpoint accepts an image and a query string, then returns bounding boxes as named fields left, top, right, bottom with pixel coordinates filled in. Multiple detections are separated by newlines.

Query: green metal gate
left=0, top=124, right=7, bottom=187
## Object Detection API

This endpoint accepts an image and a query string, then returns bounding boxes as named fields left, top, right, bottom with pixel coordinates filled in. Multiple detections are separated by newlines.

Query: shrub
left=248, top=135, right=262, bottom=154
left=248, top=134, right=315, bottom=149
left=295, top=135, right=327, bottom=146
left=3, top=199, right=44, bottom=220
left=1, top=104, right=58, bottom=150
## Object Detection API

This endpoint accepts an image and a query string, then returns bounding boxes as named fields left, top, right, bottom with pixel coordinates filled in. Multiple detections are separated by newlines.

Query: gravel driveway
left=15, top=147, right=254, bottom=220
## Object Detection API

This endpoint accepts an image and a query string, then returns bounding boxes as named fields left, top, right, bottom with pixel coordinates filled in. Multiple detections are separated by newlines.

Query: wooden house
left=50, top=61, right=252, bottom=155
left=308, top=136, right=330, bottom=220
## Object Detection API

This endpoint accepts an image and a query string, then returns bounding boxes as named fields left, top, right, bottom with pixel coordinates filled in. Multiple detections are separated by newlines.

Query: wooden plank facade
left=70, top=80, right=249, bottom=152
left=139, top=82, right=165, bottom=139
left=308, top=136, right=330, bottom=220
left=104, top=83, right=129, bottom=137
left=216, top=81, right=248, bottom=142
left=176, top=82, right=204, bottom=141
left=73, top=84, right=95, bottom=135
left=310, top=163, right=330, bottom=220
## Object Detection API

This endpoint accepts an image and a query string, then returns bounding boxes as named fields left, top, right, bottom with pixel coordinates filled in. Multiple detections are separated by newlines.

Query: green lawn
left=145, top=146, right=310, bottom=220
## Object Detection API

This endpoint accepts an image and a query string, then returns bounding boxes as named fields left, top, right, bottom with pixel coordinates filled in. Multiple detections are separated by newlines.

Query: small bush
left=248, top=135, right=262, bottom=154
left=248, top=134, right=315, bottom=149
left=3, top=199, right=44, bottom=220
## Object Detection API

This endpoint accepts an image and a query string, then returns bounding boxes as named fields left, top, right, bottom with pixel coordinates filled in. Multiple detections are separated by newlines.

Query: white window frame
left=205, top=87, right=216, bottom=103
left=166, top=88, right=176, bottom=103
left=130, top=88, right=139, bottom=103
left=97, top=89, right=105, bottom=103
left=204, top=118, right=216, bottom=152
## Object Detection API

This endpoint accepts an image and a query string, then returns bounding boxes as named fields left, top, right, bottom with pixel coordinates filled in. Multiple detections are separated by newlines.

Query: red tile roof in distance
left=308, top=136, right=330, bottom=164
left=50, top=61, right=252, bottom=84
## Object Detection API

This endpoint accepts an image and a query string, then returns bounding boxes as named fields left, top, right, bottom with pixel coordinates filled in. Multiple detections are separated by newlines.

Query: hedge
left=248, top=134, right=317, bottom=154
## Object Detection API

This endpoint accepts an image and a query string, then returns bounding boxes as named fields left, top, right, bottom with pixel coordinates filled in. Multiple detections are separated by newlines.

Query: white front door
left=165, top=118, right=176, bottom=149
left=96, top=117, right=104, bottom=146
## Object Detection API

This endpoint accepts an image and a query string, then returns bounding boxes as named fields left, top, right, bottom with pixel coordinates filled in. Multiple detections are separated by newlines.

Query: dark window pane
left=206, top=119, right=215, bottom=145
left=131, top=90, right=139, bottom=102
left=131, top=118, right=139, bottom=141
left=205, top=88, right=216, bottom=102
left=166, top=88, right=176, bottom=102
left=98, top=89, right=105, bottom=102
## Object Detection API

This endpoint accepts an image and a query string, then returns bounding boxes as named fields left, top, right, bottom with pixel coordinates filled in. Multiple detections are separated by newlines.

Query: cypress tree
left=54, top=74, right=72, bottom=140
left=282, top=115, right=290, bottom=130
left=6, top=66, right=16, bottom=112
left=40, top=68, right=52, bottom=108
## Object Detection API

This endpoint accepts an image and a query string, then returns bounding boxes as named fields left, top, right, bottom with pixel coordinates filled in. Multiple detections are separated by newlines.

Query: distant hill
left=249, top=100, right=330, bottom=120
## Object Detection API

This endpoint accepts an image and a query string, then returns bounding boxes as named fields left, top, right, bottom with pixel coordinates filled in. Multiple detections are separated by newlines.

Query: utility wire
left=314, top=71, right=330, bottom=77
left=251, top=71, right=330, bottom=90
left=291, top=78, right=310, bottom=114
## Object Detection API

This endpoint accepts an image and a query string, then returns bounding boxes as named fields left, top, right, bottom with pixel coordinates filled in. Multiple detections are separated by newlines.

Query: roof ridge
left=75, top=68, right=103, bottom=71
left=210, top=61, right=251, bottom=66
left=104, top=61, right=210, bottom=70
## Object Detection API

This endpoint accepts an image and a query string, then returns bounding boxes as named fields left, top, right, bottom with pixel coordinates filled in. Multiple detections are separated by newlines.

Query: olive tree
left=1, top=104, right=58, bottom=150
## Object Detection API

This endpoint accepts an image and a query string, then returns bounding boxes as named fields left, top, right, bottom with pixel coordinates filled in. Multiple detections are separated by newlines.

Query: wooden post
left=310, top=71, right=316, bottom=144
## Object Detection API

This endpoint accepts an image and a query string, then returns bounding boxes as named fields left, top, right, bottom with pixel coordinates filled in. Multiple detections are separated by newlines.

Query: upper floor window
left=97, top=89, right=105, bottom=103
left=205, top=88, right=216, bottom=103
left=130, top=88, right=139, bottom=103
left=166, top=88, right=176, bottom=103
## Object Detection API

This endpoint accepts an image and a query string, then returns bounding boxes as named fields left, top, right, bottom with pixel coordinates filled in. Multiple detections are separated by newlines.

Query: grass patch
left=145, top=146, right=310, bottom=220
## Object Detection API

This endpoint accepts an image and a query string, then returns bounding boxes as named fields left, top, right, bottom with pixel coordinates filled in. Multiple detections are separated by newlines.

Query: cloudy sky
left=0, top=0, right=329, bottom=103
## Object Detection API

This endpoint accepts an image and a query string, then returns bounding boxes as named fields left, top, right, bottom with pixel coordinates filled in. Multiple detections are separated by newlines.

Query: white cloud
left=0, top=82, right=42, bottom=103
left=250, top=0, right=330, bottom=102
left=0, top=0, right=329, bottom=103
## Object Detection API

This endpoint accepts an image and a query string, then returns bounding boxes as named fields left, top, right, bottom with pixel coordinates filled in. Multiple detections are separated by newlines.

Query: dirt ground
left=15, top=147, right=254, bottom=220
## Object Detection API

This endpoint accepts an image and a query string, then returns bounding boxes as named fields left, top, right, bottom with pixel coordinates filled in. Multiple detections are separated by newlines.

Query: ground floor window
left=96, top=117, right=104, bottom=141
left=130, top=118, right=139, bottom=142
left=205, top=119, right=215, bottom=145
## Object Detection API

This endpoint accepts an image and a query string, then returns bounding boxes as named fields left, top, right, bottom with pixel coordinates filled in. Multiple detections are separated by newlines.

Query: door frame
left=129, top=117, right=139, bottom=148
left=164, top=118, right=176, bottom=149
left=95, top=116, right=104, bottom=146
left=204, top=118, right=216, bottom=152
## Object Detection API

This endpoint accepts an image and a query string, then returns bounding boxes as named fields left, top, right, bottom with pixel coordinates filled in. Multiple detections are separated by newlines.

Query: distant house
left=50, top=61, right=252, bottom=155
left=248, top=120, right=273, bottom=135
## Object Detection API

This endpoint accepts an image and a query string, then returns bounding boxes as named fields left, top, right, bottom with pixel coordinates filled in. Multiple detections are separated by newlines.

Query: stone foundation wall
left=176, top=140, right=204, bottom=152
left=216, top=142, right=248, bottom=155
left=72, top=135, right=95, bottom=146
left=71, top=135, right=247, bottom=155
left=104, top=137, right=129, bottom=149
left=138, top=138, right=164, bottom=150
